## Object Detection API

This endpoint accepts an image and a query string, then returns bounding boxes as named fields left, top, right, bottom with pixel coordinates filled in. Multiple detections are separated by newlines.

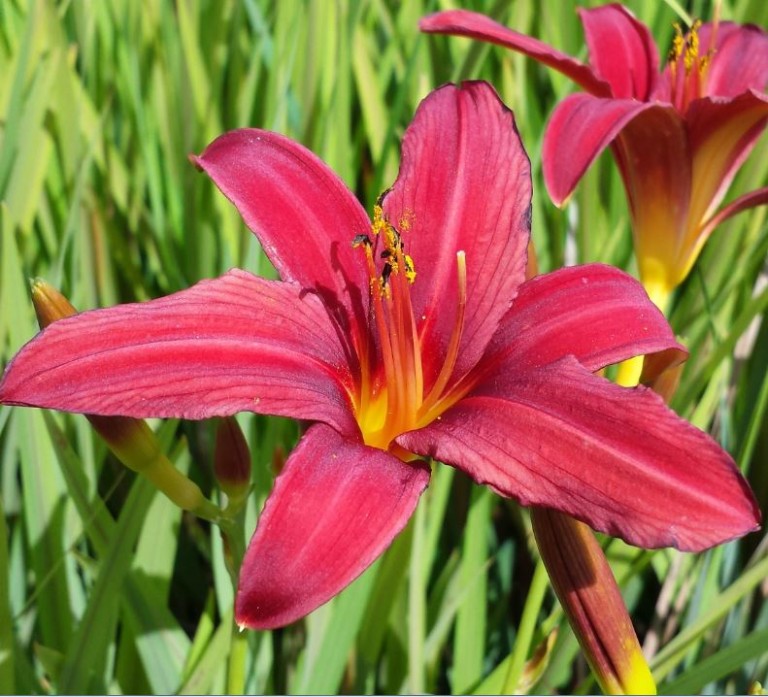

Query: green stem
left=408, top=503, right=426, bottom=694
left=219, top=502, right=247, bottom=593
left=89, top=415, right=226, bottom=523
left=502, top=559, right=549, bottom=693
left=227, top=625, right=248, bottom=694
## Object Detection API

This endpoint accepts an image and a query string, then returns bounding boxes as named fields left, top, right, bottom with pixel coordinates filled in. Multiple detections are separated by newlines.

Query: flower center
left=667, top=19, right=716, bottom=111
left=352, top=204, right=468, bottom=456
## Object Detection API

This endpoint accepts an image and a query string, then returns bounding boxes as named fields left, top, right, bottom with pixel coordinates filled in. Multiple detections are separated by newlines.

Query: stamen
left=391, top=247, right=423, bottom=424
left=684, top=20, right=701, bottom=73
left=360, top=238, right=397, bottom=407
left=354, top=201, right=461, bottom=451
left=668, top=22, right=684, bottom=66
left=419, top=251, right=467, bottom=420
left=668, top=18, right=713, bottom=112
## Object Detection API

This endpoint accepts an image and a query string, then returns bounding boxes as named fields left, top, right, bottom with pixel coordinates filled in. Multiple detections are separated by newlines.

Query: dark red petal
left=577, top=4, right=659, bottom=100
left=702, top=22, right=768, bottom=97
left=485, top=264, right=686, bottom=374
left=686, top=91, right=768, bottom=226
left=419, top=10, right=608, bottom=95
left=235, top=424, right=430, bottom=629
left=542, top=93, right=657, bottom=205
left=399, top=357, right=759, bottom=552
left=702, top=186, right=768, bottom=238
left=382, top=82, right=531, bottom=387
left=0, top=270, right=357, bottom=433
left=193, top=129, right=371, bottom=341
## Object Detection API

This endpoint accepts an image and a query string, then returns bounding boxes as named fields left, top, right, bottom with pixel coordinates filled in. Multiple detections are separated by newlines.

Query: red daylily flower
left=421, top=5, right=768, bottom=309
left=0, top=82, right=759, bottom=629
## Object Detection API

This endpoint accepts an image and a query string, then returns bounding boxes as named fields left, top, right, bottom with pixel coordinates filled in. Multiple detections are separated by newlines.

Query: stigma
left=352, top=203, right=467, bottom=456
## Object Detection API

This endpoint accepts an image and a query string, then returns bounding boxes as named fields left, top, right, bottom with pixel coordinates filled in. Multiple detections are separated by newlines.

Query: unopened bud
left=30, top=279, right=220, bottom=520
left=272, top=443, right=286, bottom=476
left=31, top=278, right=77, bottom=326
left=214, top=417, right=252, bottom=502
left=531, top=508, right=656, bottom=695
left=525, top=238, right=539, bottom=281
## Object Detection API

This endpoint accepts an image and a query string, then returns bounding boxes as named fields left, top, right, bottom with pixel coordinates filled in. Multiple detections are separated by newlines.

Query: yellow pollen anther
left=684, top=19, right=702, bottom=73
left=668, top=22, right=684, bottom=65
left=404, top=254, right=416, bottom=284
left=365, top=198, right=417, bottom=289
left=667, top=17, right=714, bottom=110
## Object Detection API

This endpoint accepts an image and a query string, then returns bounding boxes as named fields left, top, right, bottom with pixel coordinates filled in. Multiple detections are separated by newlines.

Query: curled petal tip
left=188, top=152, right=204, bottom=171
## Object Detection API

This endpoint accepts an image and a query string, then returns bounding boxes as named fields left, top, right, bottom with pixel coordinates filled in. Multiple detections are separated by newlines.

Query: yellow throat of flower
left=352, top=204, right=468, bottom=456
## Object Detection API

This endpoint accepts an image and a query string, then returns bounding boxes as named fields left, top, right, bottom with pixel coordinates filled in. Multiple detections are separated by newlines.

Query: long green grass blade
left=0, top=495, right=13, bottom=694
left=660, top=626, right=768, bottom=695
left=57, top=477, right=155, bottom=693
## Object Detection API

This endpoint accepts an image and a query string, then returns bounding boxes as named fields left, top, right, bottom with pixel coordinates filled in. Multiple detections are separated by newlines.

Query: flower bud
left=532, top=507, right=656, bottom=695
left=30, top=279, right=220, bottom=520
left=214, top=417, right=252, bottom=502
left=525, top=238, right=539, bottom=281
left=31, top=278, right=77, bottom=327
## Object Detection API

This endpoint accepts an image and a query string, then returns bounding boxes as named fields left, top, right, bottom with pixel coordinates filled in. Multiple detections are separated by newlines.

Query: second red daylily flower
left=0, top=82, right=759, bottom=629
left=421, top=5, right=768, bottom=309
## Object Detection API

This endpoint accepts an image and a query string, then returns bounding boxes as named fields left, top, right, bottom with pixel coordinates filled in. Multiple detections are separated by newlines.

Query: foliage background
left=1, top=0, right=767, bottom=693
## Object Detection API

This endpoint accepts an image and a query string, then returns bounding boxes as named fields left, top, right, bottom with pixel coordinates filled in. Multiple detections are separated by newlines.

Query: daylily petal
left=610, top=106, right=692, bottom=292
left=701, top=186, right=768, bottom=240
left=0, top=270, right=357, bottom=433
left=685, top=91, right=768, bottom=235
left=193, top=129, right=371, bottom=341
left=701, top=22, right=768, bottom=98
left=418, top=10, right=609, bottom=95
left=235, top=423, right=430, bottom=629
left=382, top=82, right=531, bottom=387
left=577, top=4, right=659, bottom=100
left=399, top=357, right=759, bottom=552
left=484, top=264, right=686, bottom=374
left=542, top=93, right=658, bottom=206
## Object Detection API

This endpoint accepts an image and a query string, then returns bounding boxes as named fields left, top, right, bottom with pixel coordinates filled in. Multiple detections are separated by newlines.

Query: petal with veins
left=236, top=423, right=430, bottom=629
left=400, top=357, right=759, bottom=552
left=484, top=264, right=686, bottom=374
left=382, top=82, right=531, bottom=387
left=0, top=270, right=358, bottom=434
left=194, top=129, right=371, bottom=341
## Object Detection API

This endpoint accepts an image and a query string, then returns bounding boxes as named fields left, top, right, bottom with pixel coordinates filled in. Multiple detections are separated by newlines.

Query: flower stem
left=502, top=558, right=549, bottom=693
left=408, top=502, right=427, bottom=694
left=226, top=623, right=248, bottom=694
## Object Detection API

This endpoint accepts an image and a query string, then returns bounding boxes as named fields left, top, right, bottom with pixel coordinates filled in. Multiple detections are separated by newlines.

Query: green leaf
left=660, top=627, right=768, bottom=695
